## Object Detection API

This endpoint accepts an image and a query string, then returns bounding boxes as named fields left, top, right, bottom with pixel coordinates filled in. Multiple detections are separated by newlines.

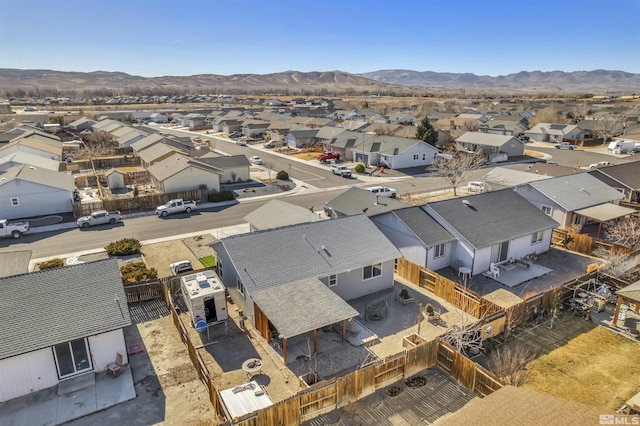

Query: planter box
left=403, top=333, right=426, bottom=349
left=299, top=372, right=322, bottom=387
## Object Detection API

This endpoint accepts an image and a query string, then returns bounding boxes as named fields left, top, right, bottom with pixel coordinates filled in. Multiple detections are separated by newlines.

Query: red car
left=317, top=151, right=341, bottom=162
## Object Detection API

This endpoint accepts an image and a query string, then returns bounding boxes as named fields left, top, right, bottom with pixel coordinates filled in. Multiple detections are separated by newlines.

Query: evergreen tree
left=416, top=116, right=438, bottom=146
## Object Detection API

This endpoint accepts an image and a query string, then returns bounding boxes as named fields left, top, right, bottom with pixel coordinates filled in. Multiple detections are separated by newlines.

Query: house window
left=531, top=231, right=544, bottom=244
left=363, top=263, right=382, bottom=280
left=328, top=274, right=337, bottom=287
left=237, top=279, right=245, bottom=297
left=413, top=154, right=419, bottom=160
left=53, top=338, right=92, bottom=379
left=217, top=260, right=223, bottom=278
left=434, top=244, right=446, bottom=258
left=541, top=205, right=552, bottom=216
left=10, top=197, right=19, bottom=206
left=422, top=153, right=426, bottom=160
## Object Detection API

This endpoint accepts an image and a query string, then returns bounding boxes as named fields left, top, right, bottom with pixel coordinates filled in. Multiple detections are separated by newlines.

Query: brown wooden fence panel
left=451, top=351, right=477, bottom=392
left=335, top=373, right=357, bottom=409
left=299, top=379, right=338, bottom=422
left=473, top=365, right=505, bottom=397
left=123, top=281, right=163, bottom=303
left=420, top=268, right=436, bottom=292
left=354, top=362, right=377, bottom=400
left=436, top=340, right=455, bottom=373
left=405, top=339, right=438, bottom=377
left=374, top=352, right=406, bottom=388
left=396, top=258, right=420, bottom=284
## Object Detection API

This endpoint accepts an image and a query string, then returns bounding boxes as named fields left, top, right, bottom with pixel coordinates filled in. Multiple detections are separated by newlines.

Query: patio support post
left=313, top=329, right=318, bottom=354
left=283, top=338, right=287, bottom=363
left=342, top=320, right=346, bottom=344
left=612, top=295, right=623, bottom=327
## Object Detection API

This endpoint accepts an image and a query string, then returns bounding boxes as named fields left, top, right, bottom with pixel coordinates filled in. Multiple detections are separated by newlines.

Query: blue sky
left=1, top=0, right=639, bottom=77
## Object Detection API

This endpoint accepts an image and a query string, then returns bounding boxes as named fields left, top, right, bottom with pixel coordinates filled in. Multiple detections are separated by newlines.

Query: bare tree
left=594, top=113, right=623, bottom=145
left=593, top=249, right=639, bottom=283
left=604, top=217, right=640, bottom=249
left=487, top=342, right=535, bottom=386
left=528, top=106, right=568, bottom=127
left=263, top=161, right=275, bottom=182
left=430, top=151, right=486, bottom=196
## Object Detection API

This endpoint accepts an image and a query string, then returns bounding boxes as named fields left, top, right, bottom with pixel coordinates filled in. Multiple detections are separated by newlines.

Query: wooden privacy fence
left=436, top=340, right=503, bottom=397
left=396, top=258, right=503, bottom=319
left=123, top=280, right=164, bottom=303
left=73, top=188, right=207, bottom=216
left=552, top=228, right=633, bottom=256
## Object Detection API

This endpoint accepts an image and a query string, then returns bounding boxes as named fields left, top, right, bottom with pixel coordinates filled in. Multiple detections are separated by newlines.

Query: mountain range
left=1, top=68, right=638, bottom=95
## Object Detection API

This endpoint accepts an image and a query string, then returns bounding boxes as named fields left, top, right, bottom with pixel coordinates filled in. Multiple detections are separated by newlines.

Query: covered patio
left=251, top=278, right=359, bottom=363
left=574, top=203, right=636, bottom=239
left=612, top=279, right=640, bottom=336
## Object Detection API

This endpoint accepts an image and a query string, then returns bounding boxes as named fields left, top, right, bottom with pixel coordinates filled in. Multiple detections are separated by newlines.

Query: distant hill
left=1, top=68, right=639, bottom=96
left=358, top=69, right=640, bottom=93
left=0, top=69, right=405, bottom=95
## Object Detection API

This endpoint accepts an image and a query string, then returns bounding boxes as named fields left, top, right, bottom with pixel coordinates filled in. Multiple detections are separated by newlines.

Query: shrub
left=208, top=190, right=236, bottom=203
left=354, top=163, right=365, bottom=174
left=105, top=238, right=141, bottom=256
left=276, top=170, right=289, bottom=180
left=120, top=261, right=157, bottom=283
left=39, top=258, right=64, bottom=270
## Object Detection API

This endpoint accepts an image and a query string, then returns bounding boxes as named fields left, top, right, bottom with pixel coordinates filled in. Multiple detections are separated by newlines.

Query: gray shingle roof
left=0, top=164, right=75, bottom=191
left=426, top=189, right=559, bottom=249
left=455, top=132, right=517, bottom=147
left=528, top=172, right=623, bottom=211
left=243, top=199, right=323, bottom=231
left=252, top=278, right=359, bottom=339
left=325, top=187, right=409, bottom=217
left=147, top=155, right=222, bottom=182
left=212, top=214, right=401, bottom=293
left=590, top=161, right=640, bottom=191
left=391, top=207, right=456, bottom=248
left=0, top=259, right=131, bottom=360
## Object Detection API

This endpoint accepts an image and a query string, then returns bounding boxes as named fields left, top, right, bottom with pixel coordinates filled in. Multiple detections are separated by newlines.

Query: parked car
left=0, top=218, right=29, bottom=239
left=229, top=131, right=241, bottom=138
left=555, top=142, right=576, bottom=150
left=466, top=181, right=485, bottom=193
left=249, top=156, right=263, bottom=165
left=264, top=141, right=275, bottom=148
left=170, top=260, right=194, bottom=276
left=77, top=210, right=122, bottom=228
left=588, top=161, right=612, bottom=170
left=331, top=165, right=352, bottom=177
left=156, top=199, right=197, bottom=217
left=236, top=139, right=247, bottom=146
left=366, top=186, right=397, bottom=198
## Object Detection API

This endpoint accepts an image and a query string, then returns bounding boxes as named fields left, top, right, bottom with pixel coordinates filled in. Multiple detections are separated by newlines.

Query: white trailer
left=180, top=270, right=228, bottom=328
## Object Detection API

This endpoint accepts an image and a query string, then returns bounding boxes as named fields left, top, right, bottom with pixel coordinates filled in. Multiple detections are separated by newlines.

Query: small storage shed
left=106, top=168, right=126, bottom=190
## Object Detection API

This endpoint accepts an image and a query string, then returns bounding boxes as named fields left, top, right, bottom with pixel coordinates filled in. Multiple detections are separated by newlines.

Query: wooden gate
left=299, top=378, right=338, bottom=422
left=123, top=280, right=163, bottom=303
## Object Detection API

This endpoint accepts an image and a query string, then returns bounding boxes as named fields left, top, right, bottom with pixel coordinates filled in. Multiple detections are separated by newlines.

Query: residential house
left=1, top=136, right=64, bottom=162
left=181, top=113, right=207, bottom=129
left=321, top=129, right=361, bottom=160
left=0, top=164, right=75, bottom=219
left=285, top=128, right=318, bottom=148
left=589, top=161, right=640, bottom=203
left=0, top=151, right=61, bottom=172
left=196, top=153, right=251, bottom=184
left=363, top=123, right=403, bottom=136
left=423, top=189, right=560, bottom=277
left=92, top=119, right=126, bottom=134
left=149, top=112, right=169, bottom=123
left=371, top=207, right=456, bottom=270
left=374, top=137, right=439, bottom=169
left=323, top=187, right=409, bottom=219
left=68, top=117, right=96, bottom=132
left=114, top=128, right=150, bottom=148
left=387, top=111, right=416, bottom=126
left=241, top=121, right=270, bottom=138
left=524, top=123, right=585, bottom=144
left=209, top=215, right=401, bottom=361
left=137, top=143, right=188, bottom=168
left=243, top=199, right=324, bottom=231
left=513, top=173, right=629, bottom=230
left=147, top=155, right=222, bottom=193
left=478, top=119, right=527, bottom=137
left=0, top=259, right=131, bottom=402
left=502, top=163, right=579, bottom=178
left=455, top=132, right=524, bottom=163
left=265, top=121, right=294, bottom=143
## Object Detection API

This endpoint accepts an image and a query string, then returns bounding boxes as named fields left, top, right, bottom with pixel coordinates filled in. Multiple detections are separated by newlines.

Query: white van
left=608, top=141, right=635, bottom=153
left=466, top=182, right=485, bottom=193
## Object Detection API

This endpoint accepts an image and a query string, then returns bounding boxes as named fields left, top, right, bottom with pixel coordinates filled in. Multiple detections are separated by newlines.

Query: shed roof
left=252, top=278, right=358, bottom=339
left=0, top=259, right=131, bottom=360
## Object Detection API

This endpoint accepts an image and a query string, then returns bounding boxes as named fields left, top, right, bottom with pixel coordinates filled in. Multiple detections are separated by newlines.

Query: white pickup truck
left=156, top=199, right=197, bottom=217
left=0, top=219, right=29, bottom=239
left=331, top=165, right=352, bottom=177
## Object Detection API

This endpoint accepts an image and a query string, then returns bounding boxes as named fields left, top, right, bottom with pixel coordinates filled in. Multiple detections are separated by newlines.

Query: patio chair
left=489, top=263, right=500, bottom=279
left=107, top=353, right=126, bottom=378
